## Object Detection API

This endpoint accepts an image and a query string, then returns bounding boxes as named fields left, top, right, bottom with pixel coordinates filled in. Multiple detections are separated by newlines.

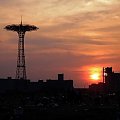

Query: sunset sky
left=0, top=0, right=120, bottom=87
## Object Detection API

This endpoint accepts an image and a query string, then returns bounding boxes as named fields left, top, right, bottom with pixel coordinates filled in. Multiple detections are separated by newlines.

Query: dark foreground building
left=104, top=67, right=120, bottom=93
left=0, top=72, right=119, bottom=120
left=0, top=74, right=73, bottom=93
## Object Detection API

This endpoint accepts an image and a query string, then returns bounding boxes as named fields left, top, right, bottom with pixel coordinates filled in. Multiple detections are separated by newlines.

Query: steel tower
left=5, top=20, right=38, bottom=80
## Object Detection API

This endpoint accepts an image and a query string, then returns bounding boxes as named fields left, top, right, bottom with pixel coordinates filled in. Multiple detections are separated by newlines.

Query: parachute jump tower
left=5, top=20, right=38, bottom=80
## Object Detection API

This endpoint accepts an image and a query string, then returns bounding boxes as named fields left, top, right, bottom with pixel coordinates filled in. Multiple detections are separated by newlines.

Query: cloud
left=93, top=25, right=120, bottom=33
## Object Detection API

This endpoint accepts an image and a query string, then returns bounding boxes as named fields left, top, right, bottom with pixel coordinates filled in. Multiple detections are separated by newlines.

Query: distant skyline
left=0, top=0, right=120, bottom=87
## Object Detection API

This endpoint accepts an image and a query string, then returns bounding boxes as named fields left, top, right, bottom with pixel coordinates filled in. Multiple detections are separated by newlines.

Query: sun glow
left=89, top=67, right=101, bottom=81
left=90, top=73, right=100, bottom=80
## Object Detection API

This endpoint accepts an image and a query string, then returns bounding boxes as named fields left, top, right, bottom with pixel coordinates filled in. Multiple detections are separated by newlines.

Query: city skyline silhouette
left=0, top=1, right=120, bottom=120
left=0, top=0, right=120, bottom=88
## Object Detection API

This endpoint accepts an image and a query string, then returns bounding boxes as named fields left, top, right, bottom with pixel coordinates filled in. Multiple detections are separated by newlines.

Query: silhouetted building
left=0, top=74, right=73, bottom=93
left=58, top=73, right=64, bottom=81
left=89, top=82, right=105, bottom=94
left=45, top=74, right=73, bottom=92
left=0, top=77, right=30, bottom=93
left=104, top=67, right=120, bottom=93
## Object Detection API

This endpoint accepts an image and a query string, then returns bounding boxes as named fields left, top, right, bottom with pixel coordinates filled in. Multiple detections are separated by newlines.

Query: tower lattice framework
left=16, top=30, right=26, bottom=79
left=5, top=21, right=38, bottom=80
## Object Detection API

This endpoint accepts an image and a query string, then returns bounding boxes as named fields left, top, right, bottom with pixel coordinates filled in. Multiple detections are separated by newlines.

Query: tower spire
left=21, top=16, right=23, bottom=25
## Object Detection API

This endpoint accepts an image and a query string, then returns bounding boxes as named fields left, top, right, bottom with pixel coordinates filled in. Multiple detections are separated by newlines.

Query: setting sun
left=89, top=67, right=102, bottom=81
left=90, top=73, right=100, bottom=80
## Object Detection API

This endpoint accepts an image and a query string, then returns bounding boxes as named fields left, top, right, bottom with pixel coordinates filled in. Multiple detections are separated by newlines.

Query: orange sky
left=0, top=0, right=120, bottom=87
